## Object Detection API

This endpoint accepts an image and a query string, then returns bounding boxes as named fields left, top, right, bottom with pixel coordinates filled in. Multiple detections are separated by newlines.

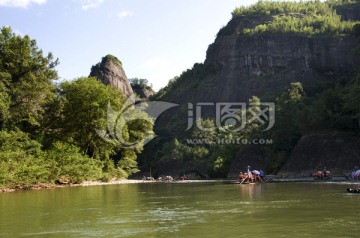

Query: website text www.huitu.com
left=186, top=138, right=273, bottom=145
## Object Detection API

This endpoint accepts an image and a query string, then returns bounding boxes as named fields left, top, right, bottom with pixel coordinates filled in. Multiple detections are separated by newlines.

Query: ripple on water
left=4, top=182, right=360, bottom=237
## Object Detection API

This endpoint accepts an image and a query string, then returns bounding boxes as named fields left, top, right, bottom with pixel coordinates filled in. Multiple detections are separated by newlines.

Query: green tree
left=45, top=142, right=102, bottom=183
left=117, top=149, right=140, bottom=179
left=129, top=78, right=152, bottom=89
left=0, top=82, right=10, bottom=130
left=59, top=77, right=126, bottom=160
left=58, top=77, right=153, bottom=177
left=0, top=27, right=59, bottom=133
left=192, top=119, right=217, bottom=144
left=0, top=130, right=52, bottom=188
left=343, top=76, right=360, bottom=131
left=266, top=82, right=305, bottom=173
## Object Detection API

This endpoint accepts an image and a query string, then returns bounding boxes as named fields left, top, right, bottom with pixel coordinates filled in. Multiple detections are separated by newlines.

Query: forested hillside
left=141, top=0, right=360, bottom=178
left=0, top=27, right=153, bottom=189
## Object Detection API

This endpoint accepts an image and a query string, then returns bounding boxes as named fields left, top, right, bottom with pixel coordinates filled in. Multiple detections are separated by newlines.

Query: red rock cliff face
left=204, top=16, right=359, bottom=102
left=90, top=56, right=133, bottom=97
left=159, top=15, right=359, bottom=106
left=277, top=133, right=360, bottom=177
left=335, top=2, right=360, bottom=21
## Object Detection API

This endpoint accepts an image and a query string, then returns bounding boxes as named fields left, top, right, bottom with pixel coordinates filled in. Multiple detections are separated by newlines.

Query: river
left=0, top=182, right=359, bottom=237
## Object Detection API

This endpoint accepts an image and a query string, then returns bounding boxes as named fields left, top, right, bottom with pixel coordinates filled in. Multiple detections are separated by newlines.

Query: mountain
left=156, top=2, right=359, bottom=105
left=277, top=132, right=360, bottom=177
left=141, top=0, right=360, bottom=178
left=90, top=54, right=133, bottom=97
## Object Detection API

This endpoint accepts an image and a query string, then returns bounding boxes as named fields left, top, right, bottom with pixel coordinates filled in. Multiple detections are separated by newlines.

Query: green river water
left=0, top=182, right=360, bottom=238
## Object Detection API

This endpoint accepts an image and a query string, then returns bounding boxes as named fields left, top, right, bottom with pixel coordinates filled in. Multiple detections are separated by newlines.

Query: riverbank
left=0, top=179, right=225, bottom=193
left=0, top=179, right=157, bottom=193
left=1, top=177, right=359, bottom=193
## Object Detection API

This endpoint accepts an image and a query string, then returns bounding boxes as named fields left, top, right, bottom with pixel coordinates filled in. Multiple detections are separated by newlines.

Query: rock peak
left=90, top=54, right=133, bottom=97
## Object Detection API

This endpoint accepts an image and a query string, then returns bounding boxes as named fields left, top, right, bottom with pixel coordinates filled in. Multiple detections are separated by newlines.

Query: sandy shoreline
left=0, top=179, right=223, bottom=193
left=0, top=179, right=156, bottom=193
left=1, top=177, right=358, bottom=193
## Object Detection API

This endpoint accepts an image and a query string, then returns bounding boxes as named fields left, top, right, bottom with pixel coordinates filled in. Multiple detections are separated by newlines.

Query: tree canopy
left=0, top=27, right=154, bottom=189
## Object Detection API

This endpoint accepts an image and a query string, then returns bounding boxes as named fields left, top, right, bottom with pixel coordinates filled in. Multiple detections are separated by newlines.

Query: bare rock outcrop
left=277, top=133, right=360, bottom=177
left=336, top=2, right=360, bottom=21
left=157, top=159, right=208, bottom=179
left=158, top=13, right=359, bottom=105
left=132, top=85, right=155, bottom=100
left=227, top=145, right=268, bottom=179
left=90, top=55, right=133, bottom=97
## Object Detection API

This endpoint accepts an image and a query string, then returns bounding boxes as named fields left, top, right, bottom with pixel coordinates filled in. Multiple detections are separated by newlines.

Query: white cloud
left=81, top=0, right=104, bottom=10
left=0, top=0, right=46, bottom=8
left=117, top=10, right=133, bottom=20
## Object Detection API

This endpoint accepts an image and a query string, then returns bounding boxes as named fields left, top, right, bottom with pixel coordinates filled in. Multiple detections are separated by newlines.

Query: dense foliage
left=153, top=62, right=221, bottom=101
left=0, top=27, right=153, bottom=189
left=232, top=0, right=359, bottom=16
left=217, top=0, right=360, bottom=37
left=129, top=78, right=152, bottom=89
left=242, top=12, right=356, bottom=36
left=102, top=54, right=122, bottom=67
left=151, top=75, right=360, bottom=176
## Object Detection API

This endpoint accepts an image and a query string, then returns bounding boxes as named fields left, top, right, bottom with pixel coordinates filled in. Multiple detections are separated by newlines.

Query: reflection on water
left=0, top=182, right=360, bottom=237
left=238, top=183, right=263, bottom=200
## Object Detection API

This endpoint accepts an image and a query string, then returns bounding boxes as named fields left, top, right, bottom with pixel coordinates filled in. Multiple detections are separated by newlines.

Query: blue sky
left=0, top=0, right=259, bottom=91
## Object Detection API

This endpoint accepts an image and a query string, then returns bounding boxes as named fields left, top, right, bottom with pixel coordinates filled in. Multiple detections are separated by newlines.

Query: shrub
left=46, top=142, right=102, bottom=184
left=0, top=130, right=53, bottom=188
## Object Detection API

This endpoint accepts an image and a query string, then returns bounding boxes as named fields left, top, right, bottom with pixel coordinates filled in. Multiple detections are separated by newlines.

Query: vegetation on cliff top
left=218, top=0, right=360, bottom=37
left=102, top=54, right=123, bottom=67
left=242, top=12, right=356, bottom=36
left=90, top=54, right=123, bottom=75
left=232, top=0, right=359, bottom=17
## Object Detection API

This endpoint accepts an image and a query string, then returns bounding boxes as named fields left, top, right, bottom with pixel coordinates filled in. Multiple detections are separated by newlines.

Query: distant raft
left=346, top=188, right=360, bottom=193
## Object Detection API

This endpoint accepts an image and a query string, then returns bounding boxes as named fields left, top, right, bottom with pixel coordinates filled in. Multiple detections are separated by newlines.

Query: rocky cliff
left=227, top=145, right=268, bottom=179
left=336, top=2, right=360, bottom=21
left=205, top=33, right=357, bottom=101
left=132, top=85, right=155, bottom=100
left=158, top=14, right=359, bottom=105
left=277, top=132, right=360, bottom=177
left=144, top=1, right=360, bottom=178
left=90, top=55, right=133, bottom=97
left=161, top=1, right=360, bottom=107
left=157, top=159, right=208, bottom=179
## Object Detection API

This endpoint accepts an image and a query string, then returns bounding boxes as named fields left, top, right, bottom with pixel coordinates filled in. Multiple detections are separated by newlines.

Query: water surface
left=1, top=182, right=359, bottom=237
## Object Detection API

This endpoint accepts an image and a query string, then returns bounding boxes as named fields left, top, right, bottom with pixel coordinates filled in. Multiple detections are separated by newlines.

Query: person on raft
left=239, top=172, right=246, bottom=180
left=239, top=171, right=251, bottom=183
